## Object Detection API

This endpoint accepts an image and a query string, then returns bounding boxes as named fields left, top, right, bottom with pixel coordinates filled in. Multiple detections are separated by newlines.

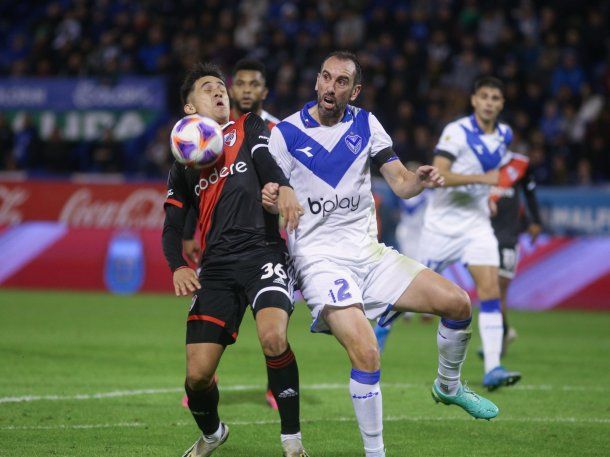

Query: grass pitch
left=0, top=289, right=609, bottom=456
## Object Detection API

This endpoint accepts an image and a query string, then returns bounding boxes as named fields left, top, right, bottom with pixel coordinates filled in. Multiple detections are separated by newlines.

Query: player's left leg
left=255, top=307, right=306, bottom=456
left=498, top=244, right=519, bottom=355
left=244, top=250, right=307, bottom=457
left=389, top=268, right=498, bottom=419
left=498, top=275, right=517, bottom=355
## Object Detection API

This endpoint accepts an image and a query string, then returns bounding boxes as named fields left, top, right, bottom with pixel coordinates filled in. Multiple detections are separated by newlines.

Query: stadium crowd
left=0, top=0, right=608, bottom=184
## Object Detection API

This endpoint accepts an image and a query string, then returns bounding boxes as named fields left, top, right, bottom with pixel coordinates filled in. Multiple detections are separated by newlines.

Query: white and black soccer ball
left=170, top=114, right=224, bottom=168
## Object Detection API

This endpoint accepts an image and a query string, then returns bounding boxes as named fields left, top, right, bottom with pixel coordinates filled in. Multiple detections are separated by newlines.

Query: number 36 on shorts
left=260, top=262, right=287, bottom=280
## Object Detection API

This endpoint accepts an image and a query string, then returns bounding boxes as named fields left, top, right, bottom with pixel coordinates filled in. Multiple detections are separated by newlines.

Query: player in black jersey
left=180, top=59, right=285, bottom=412
left=162, top=62, right=308, bottom=457
left=491, top=152, right=542, bottom=355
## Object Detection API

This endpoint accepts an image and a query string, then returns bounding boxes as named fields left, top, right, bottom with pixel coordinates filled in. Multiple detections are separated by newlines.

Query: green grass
left=0, top=289, right=609, bottom=456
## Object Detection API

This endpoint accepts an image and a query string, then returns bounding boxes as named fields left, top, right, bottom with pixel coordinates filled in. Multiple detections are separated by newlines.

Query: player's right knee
left=186, top=369, right=215, bottom=391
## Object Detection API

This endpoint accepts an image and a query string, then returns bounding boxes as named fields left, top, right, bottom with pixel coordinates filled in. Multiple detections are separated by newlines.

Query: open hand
left=173, top=267, right=201, bottom=296
left=416, top=165, right=445, bottom=188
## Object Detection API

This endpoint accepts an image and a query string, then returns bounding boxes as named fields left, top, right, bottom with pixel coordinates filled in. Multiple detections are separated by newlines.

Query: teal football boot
left=432, top=382, right=499, bottom=420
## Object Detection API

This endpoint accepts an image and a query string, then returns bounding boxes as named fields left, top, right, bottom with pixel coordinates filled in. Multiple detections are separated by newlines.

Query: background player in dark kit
left=491, top=153, right=542, bottom=355
left=162, top=62, right=308, bottom=457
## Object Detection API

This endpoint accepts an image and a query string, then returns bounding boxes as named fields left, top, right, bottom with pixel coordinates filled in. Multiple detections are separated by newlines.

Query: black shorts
left=498, top=244, right=519, bottom=279
left=186, top=248, right=295, bottom=346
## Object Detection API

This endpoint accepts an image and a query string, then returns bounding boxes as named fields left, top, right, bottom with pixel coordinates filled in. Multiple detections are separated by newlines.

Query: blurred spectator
left=90, top=129, right=121, bottom=173
left=12, top=114, right=40, bottom=170
left=0, top=114, right=14, bottom=170
left=551, top=51, right=586, bottom=96
left=539, top=101, right=564, bottom=144
left=41, top=127, right=72, bottom=173
left=141, top=123, right=172, bottom=177
left=575, top=158, right=593, bottom=186
left=550, top=154, right=570, bottom=186
left=334, top=9, right=365, bottom=48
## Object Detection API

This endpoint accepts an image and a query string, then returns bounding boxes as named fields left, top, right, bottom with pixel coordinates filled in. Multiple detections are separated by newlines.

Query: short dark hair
left=322, top=51, right=363, bottom=86
left=180, top=62, right=226, bottom=106
left=232, top=58, right=267, bottom=80
left=473, top=76, right=505, bottom=96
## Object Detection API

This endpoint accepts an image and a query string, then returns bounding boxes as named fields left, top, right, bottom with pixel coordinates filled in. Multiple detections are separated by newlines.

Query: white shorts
left=293, top=243, right=427, bottom=333
left=418, top=224, right=499, bottom=272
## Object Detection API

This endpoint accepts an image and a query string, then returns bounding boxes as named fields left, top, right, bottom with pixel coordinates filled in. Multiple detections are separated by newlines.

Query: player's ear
left=184, top=103, right=196, bottom=115
left=350, top=84, right=362, bottom=102
left=470, top=94, right=476, bottom=110
left=314, top=73, right=320, bottom=91
left=261, top=87, right=269, bottom=101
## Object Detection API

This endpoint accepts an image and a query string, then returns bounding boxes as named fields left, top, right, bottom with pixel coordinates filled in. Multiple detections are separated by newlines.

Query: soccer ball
left=170, top=114, right=224, bottom=168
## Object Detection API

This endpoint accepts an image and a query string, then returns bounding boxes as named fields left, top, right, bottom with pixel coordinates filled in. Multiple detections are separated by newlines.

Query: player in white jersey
left=419, top=76, right=522, bottom=391
left=263, top=52, right=499, bottom=457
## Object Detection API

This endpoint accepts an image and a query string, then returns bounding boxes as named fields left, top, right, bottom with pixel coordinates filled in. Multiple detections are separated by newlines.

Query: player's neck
left=309, top=105, right=341, bottom=127
left=232, top=107, right=262, bottom=119
left=474, top=113, right=496, bottom=134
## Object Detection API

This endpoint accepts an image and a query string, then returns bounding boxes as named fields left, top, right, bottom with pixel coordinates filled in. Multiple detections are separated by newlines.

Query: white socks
left=479, top=298, right=504, bottom=373
left=350, top=369, right=384, bottom=456
left=203, top=422, right=223, bottom=442
left=436, top=318, right=472, bottom=395
left=479, top=311, right=504, bottom=373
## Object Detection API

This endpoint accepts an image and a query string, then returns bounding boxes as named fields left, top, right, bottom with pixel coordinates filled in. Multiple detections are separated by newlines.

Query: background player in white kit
left=263, top=52, right=499, bottom=457
left=419, top=76, right=522, bottom=390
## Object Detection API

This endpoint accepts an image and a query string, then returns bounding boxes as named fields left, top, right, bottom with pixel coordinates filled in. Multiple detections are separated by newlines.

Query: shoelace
left=461, top=382, right=481, bottom=404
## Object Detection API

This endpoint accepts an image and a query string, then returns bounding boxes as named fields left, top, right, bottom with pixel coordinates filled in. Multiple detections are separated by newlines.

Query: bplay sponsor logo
left=195, top=161, right=248, bottom=195
left=307, top=194, right=361, bottom=217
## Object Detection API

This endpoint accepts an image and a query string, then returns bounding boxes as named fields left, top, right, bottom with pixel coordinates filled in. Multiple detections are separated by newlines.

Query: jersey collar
left=300, top=100, right=354, bottom=128
left=469, top=114, right=498, bottom=135
left=221, top=120, right=235, bottom=131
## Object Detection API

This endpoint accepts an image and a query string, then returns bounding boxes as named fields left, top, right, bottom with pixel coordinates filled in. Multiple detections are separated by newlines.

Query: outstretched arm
left=379, top=159, right=444, bottom=199
left=433, top=155, right=499, bottom=187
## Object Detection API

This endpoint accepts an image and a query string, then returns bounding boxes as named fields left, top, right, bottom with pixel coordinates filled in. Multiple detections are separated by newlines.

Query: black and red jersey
left=162, top=113, right=290, bottom=271
left=491, top=154, right=542, bottom=246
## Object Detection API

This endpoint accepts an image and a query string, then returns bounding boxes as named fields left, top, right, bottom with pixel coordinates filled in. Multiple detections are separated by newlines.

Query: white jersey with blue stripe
left=269, top=101, right=393, bottom=260
left=424, top=115, right=513, bottom=236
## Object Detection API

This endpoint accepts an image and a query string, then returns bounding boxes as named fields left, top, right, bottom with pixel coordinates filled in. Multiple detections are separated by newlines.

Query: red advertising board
left=0, top=177, right=166, bottom=228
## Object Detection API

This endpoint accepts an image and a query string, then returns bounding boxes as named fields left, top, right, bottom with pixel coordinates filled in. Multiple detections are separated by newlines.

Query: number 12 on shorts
left=328, top=278, right=352, bottom=303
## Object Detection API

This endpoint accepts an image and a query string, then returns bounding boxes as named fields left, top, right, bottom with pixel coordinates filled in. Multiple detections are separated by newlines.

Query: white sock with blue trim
left=436, top=317, right=472, bottom=396
left=479, top=299, right=503, bottom=373
left=350, top=369, right=384, bottom=457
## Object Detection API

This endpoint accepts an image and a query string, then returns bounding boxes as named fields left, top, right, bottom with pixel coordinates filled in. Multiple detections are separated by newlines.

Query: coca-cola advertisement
left=0, top=177, right=166, bottom=228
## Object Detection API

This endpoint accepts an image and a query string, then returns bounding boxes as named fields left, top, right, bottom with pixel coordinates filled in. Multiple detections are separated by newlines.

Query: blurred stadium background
left=1, top=1, right=609, bottom=456
left=1, top=0, right=609, bottom=306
